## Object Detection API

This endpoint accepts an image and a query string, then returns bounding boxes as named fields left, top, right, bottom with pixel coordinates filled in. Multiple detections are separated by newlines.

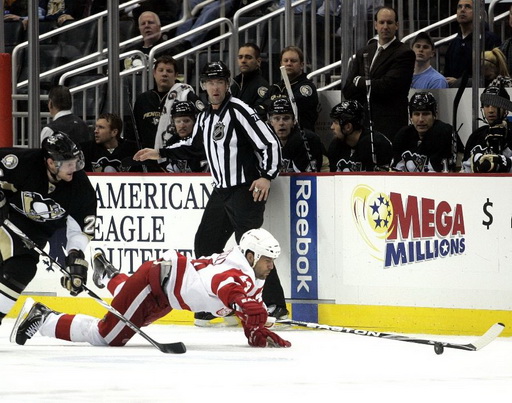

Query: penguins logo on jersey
left=1, top=154, right=19, bottom=170
left=12, top=191, right=66, bottom=222
left=92, top=157, right=123, bottom=173
left=300, top=85, right=313, bottom=97
left=213, top=122, right=225, bottom=141
left=257, top=86, right=268, bottom=98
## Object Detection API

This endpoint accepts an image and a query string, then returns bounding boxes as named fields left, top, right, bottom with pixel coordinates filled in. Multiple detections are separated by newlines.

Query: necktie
left=370, top=46, right=383, bottom=70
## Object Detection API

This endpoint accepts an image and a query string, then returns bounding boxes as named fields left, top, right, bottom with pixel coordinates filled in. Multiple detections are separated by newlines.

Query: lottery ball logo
left=352, top=184, right=393, bottom=260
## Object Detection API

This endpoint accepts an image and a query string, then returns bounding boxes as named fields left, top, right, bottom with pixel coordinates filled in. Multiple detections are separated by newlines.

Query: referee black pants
left=194, top=185, right=286, bottom=308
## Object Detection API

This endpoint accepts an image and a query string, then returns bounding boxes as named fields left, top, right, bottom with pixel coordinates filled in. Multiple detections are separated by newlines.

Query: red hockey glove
left=244, top=326, right=291, bottom=348
left=233, top=295, right=268, bottom=328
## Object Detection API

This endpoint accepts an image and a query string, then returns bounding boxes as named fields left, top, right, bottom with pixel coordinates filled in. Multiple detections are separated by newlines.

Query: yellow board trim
left=6, top=297, right=511, bottom=336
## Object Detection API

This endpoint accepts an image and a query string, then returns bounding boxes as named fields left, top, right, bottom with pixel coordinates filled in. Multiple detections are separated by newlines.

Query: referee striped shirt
left=162, top=94, right=282, bottom=188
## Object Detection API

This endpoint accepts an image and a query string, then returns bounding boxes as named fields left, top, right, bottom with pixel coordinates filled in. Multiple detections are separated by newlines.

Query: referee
left=134, top=61, right=288, bottom=325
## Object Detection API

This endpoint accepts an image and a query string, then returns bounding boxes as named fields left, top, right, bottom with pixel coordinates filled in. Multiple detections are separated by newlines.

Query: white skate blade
left=9, top=297, right=36, bottom=344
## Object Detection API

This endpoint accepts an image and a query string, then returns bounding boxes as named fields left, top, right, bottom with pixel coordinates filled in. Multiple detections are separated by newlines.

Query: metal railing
left=9, top=0, right=510, bottom=146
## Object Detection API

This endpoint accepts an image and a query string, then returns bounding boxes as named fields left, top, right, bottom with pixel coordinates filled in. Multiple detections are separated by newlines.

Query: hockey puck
left=434, top=343, right=444, bottom=355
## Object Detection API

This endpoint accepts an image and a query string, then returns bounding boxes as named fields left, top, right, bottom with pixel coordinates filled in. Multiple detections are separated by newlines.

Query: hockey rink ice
left=1, top=320, right=511, bottom=402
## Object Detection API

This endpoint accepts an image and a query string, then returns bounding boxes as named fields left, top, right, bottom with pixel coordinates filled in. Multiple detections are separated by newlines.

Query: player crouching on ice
left=11, top=228, right=291, bottom=348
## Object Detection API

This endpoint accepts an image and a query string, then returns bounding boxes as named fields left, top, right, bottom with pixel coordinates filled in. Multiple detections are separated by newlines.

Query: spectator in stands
left=133, top=55, right=177, bottom=149
left=328, top=100, right=393, bottom=172
left=263, top=46, right=320, bottom=131
left=4, top=0, right=77, bottom=28
left=462, top=77, right=512, bottom=173
left=124, top=11, right=169, bottom=69
left=483, top=48, right=510, bottom=87
left=169, top=0, right=237, bottom=54
left=81, top=113, right=140, bottom=172
left=268, top=96, right=325, bottom=172
left=343, top=6, right=415, bottom=142
left=499, top=5, right=512, bottom=74
left=444, top=0, right=501, bottom=88
left=316, top=0, right=342, bottom=65
left=411, top=31, right=448, bottom=89
left=40, top=85, right=91, bottom=145
left=391, top=92, right=453, bottom=172
left=231, top=43, right=269, bottom=118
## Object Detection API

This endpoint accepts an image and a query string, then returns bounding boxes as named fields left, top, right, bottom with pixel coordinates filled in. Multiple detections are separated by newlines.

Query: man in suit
left=342, top=6, right=415, bottom=142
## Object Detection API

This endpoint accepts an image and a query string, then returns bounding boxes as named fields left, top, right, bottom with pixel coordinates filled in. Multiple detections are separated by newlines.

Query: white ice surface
left=1, top=320, right=511, bottom=402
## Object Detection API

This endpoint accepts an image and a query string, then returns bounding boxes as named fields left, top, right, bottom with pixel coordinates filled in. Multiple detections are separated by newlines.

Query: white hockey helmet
left=239, top=228, right=281, bottom=267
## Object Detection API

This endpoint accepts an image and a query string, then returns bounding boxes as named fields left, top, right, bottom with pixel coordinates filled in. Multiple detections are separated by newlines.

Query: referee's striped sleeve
left=231, top=99, right=282, bottom=179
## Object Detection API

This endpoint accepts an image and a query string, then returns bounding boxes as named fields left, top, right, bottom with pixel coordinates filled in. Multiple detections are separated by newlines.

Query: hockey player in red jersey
left=11, top=228, right=292, bottom=348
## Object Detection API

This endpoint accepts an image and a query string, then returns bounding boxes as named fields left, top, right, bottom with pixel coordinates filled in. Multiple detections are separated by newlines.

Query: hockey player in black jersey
left=268, top=96, right=325, bottom=172
left=327, top=100, right=393, bottom=171
left=391, top=92, right=453, bottom=172
left=462, top=77, right=512, bottom=173
left=81, top=113, right=140, bottom=173
left=262, top=46, right=320, bottom=131
left=160, top=100, right=209, bottom=173
left=0, top=133, right=97, bottom=326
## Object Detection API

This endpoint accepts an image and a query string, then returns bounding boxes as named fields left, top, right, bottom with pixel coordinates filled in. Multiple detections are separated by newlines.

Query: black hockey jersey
left=81, top=138, right=141, bottom=172
left=0, top=148, right=97, bottom=248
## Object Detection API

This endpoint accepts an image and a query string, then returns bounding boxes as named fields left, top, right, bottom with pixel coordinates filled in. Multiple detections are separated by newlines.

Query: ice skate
left=10, top=298, right=58, bottom=345
left=92, top=252, right=120, bottom=288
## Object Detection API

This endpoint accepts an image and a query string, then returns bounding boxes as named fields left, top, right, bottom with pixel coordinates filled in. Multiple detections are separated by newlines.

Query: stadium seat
left=17, top=45, right=63, bottom=92
left=4, top=21, right=25, bottom=51
left=57, top=20, right=98, bottom=56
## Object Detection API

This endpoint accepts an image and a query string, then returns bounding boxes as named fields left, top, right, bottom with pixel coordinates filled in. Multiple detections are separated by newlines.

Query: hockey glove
left=0, top=190, right=9, bottom=224
left=244, top=326, right=291, bottom=348
left=473, top=153, right=512, bottom=173
left=233, top=295, right=268, bottom=328
left=61, top=249, right=88, bottom=296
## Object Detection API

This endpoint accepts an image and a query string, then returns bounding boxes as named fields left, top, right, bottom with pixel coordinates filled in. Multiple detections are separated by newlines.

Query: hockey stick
left=279, top=65, right=317, bottom=172
left=450, top=70, right=469, bottom=171
left=278, top=319, right=504, bottom=355
left=3, top=219, right=186, bottom=354
left=363, top=52, right=377, bottom=167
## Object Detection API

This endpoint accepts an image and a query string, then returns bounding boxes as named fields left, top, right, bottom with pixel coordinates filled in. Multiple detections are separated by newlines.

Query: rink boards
left=12, top=172, right=512, bottom=336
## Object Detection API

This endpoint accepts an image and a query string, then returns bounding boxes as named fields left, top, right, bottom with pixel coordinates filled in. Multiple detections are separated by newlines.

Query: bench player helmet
left=239, top=228, right=281, bottom=267
left=409, top=91, right=437, bottom=117
left=200, top=61, right=230, bottom=82
left=480, top=78, right=512, bottom=121
left=268, top=96, right=294, bottom=117
left=171, top=100, right=197, bottom=118
left=330, top=100, right=364, bottom=126
left=42, top=131, right=85, bottom=172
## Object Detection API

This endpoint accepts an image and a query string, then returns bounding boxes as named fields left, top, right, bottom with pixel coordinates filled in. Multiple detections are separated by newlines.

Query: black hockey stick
left=278, top=319, right=504, bottom=355
left=279, top=65, right=317, bottom=172
left=3, top=219, right=186, bottom=354
left=363, top=52, right=377, bottom=167
left=450, top=70, right=469, bottom=171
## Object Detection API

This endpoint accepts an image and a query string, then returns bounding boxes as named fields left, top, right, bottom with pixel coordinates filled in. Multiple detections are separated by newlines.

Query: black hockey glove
left=0, top=190, right=9, bottom=225
left=473, top=153, right=512, bottom=173
left=61, top=249, right=88, bottom=296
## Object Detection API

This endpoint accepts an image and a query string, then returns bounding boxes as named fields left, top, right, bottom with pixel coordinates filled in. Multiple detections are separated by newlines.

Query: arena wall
left=9, top=172, right=512, bottom=336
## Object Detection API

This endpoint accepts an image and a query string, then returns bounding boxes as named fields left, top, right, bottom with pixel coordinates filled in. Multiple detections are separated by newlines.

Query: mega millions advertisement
left=24, top=173, right=512, bottom=312
left=337, top=174, right=512, bottom=310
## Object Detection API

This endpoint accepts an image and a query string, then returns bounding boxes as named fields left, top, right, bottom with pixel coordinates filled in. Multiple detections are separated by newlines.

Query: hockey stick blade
left=278, top=319, right=505, bottom=354
left=2, top=219, right=186, bottom=354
